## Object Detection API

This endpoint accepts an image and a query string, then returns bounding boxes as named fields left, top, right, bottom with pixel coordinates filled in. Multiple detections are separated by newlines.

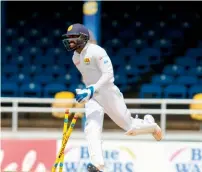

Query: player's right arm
left=73, top=46, right=115, bottom=103
left=93, top=47, right=114, bottom=92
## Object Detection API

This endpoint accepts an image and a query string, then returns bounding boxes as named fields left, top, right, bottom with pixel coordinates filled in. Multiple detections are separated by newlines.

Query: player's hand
left=75, top=86, right=95, bottom=103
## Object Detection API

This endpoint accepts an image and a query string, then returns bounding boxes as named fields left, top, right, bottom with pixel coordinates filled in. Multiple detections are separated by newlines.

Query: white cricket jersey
left=72, top=43, right=115, bottom=91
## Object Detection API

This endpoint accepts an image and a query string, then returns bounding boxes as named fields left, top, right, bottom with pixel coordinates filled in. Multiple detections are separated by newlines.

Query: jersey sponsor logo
left=103, top=57, right=109, bottom=64
left=104, top=59, right=108, bottom=64
left=99, top=56, right=108, bottom=64
left=84, top=57, right=90, bottom=65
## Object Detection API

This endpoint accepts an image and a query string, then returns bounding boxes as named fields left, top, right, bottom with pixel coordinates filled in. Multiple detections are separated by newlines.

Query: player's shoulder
left=87, top=43, right=106, bottom=56
left=88, top=43, right=103, bottom=51
left=72, top=51, right=80, bottom=62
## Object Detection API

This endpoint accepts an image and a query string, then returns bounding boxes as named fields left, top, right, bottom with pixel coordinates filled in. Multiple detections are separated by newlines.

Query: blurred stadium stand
left=1, top=2, right=202, bottom=130
left=1, top=2, right=202, bottom=99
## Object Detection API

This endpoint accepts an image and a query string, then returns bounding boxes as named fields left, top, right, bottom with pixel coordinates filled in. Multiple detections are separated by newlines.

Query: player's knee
left=84, top=122, right=101, bottom=135
left=84, top=110, right=103, bottom=134
left=84, top=122, right=101, bottom=136
left=118, top=111, right=133, bottom=131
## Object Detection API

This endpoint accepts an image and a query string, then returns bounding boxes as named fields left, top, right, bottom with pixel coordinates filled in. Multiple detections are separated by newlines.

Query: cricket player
left=62, top=23, right=162, bottom=172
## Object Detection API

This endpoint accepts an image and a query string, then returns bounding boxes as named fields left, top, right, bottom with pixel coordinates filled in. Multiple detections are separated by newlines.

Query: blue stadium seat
left=44, top=65, right=67, bottom=76
left=164, top=85, right=187, bottom=98
left=68, top=83, right=85, bottom=93
left=143, top=30, right=156, bottom=40
left=111, top=56, right=125, bottom=68
left=21, top=47, right=42, bottom=57
left=128, top=39, right=148, bottom=49
left=140, top=84, right=162, bottom=98
left=46, top=48, right=63, bottom=57
left=151, top=74, right=174, bottom=86
left=152, top=39, right=172, bottom=56
left=131, top=21, right=143, bottom=29
left=167, top=29, right=183, bottom=39
left=116, top=48, right=136, bottom=57
left=1, top=54, right=6, bottom=65
left=182, top=21, right=191, bottom=29
left=102, top=29, right=114, bottom=43
left=188, top=66, right=202, bottom=77
left=12, top=37, right=29, bottom=49
left=176, top=76, right=198, bottom=86
left=57, top=74, right=80, bottom=84
left=139, top=48, right=160, bottom=57
left=57, top=54, right=73, bottom=66
left=114, top=73, right=127, bottom=84
left=6, top=28, right=17, bottom=38
left=139, top=48, right=161, bottom=64
left=8, top=74, right=32, bottom=85
left=17, top=55, right=30, bottom=65
left=189, top=85, right=202, bottom=98
left=27, top=29, right=41, bottom=39
left=1, top=75, right=7, bottom=83
left=104, top=48, right=115, bottom=57
left=68, top=67, right=80, bottom=75
left=52, top=29, right=62, bottom=38
left=125, top=65, right=139, bottom=83
left=5, top=28, right=17, bottom=44
left=44, top=83, right=67, bottom=97
left=20, top=65, right=44, bottom=75
left=2, top=65, right=18, bottom=76
left=130, top=56, right=150, bottom=73
left=175, top=57, right=196, bottom=68
left=163, top=65, right=185, bottom=76
left=17, top=20, right=26, bottom=27
left=33, top=55, right=55, bottom=65
left=3, top=46, right=18, bottom=58
left=33, top=75, right=54, bottom=85
left=153, top=39, right=172, bottom=48
left=1, top=82, right=18, bottom=97
left=125, top=65, right=138, bottom=75
left=118, top=29, right=135, bottom=40
left=114, top=73, right=128, bottom=92
left=37, top=37, right=52, bottom=48
left=104, top=38, right=124, bottom=49
left=110, top=20, right=121, bottom=30
left=10, top=55, right=30, bottom=66
left=198, top=40, right=202, bottom=48
left=20, top=83, right=41, bottom=97
left=31, top=12, right=39, bottom=19
left=186, top=48, right=202, bottom=58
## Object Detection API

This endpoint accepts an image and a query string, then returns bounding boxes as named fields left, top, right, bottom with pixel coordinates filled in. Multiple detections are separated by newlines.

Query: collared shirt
left=72, top=43, right=114, bottom=91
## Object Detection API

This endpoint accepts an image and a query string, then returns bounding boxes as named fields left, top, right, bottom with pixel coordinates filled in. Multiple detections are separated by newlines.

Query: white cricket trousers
left=84, top=84, right=133, bottom=170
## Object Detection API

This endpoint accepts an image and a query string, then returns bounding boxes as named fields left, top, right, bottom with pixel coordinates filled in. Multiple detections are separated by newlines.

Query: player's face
left=67, top=35, right=79, bottom=49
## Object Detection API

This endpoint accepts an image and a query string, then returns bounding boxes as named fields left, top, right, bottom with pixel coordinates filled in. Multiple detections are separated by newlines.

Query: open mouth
left=69, top=42, right=75, bottom=48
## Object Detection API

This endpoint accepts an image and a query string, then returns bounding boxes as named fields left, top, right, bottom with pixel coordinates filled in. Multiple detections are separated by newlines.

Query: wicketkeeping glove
left=75, top=86, right=95, bottom=103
